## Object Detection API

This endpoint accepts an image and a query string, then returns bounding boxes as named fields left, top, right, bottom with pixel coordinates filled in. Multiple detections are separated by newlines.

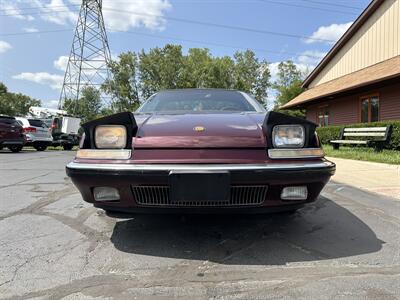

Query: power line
left=0, top=9, right=79, bottom=18
left=0, top=29, right=73, bottom=37
left=5, top=6, right=326, bottom=44
left=0, top=4, right=79, bottom=13
left=0, top=28, right=324, bottom=60
left=258, top=0, right=358, bottom=15
left=115, top=29, right=324, bottom=59
left=301, top=0, right=363, bottom=10
left=0, top=0, right=360, bottom=17
left=103, top=7, right=336, bottom=43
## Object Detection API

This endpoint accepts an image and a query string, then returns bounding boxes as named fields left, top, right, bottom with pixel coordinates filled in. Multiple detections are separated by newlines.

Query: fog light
left=281, top=186, right=308, bottom=200
left=93, top=187, right=120, bottom=201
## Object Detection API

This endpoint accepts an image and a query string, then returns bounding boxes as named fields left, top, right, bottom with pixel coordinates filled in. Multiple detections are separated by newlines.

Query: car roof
left=0, top=115, right=15, bottom=120
left=16, top=117, right=42, bottom=121
left=157, top=88, right=240, bottom=93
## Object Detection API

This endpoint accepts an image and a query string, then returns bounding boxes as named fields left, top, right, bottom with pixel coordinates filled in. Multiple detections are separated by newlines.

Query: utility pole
left=58, top=0, right=111, bottom=112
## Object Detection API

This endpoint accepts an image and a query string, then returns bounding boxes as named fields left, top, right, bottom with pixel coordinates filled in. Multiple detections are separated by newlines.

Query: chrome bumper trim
left=67, top=160, right=335, bottom=172
left=268, top=148, right=324, bottom=159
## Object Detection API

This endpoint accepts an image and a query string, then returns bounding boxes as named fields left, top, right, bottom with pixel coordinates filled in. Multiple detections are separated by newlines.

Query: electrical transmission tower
left=59, top=0, right=111, bottom=112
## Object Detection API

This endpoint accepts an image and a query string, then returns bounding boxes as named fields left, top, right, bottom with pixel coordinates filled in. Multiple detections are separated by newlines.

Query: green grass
left=47, top=146, right=78, bottom=151
left=323, top=144, right=400, bottom=165
left=20, top=146, right=78, bottom=151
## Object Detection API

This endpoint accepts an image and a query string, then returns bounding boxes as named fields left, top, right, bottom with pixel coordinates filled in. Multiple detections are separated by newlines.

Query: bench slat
left=344, top=127, right=387, bottom=132
left=331, top=140, right=368, bottom=144
left=343, top=132, right=385, bottom=137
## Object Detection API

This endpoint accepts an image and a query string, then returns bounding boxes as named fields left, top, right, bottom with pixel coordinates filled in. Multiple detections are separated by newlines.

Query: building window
left=317, top=106, right=329, bottom=126
left=360, top=95, right=379, bottom=123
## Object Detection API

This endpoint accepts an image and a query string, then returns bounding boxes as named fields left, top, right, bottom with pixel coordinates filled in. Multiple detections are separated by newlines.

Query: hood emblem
left=194, top=126, right=205, bottom=132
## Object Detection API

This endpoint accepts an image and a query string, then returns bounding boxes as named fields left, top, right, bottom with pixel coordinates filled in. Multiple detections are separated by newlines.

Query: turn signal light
left=76, top=149, right=131, bottom=160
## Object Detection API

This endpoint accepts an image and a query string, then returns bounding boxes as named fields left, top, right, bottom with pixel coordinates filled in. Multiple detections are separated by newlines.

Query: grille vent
left=132, top=185, right=267, bottom=207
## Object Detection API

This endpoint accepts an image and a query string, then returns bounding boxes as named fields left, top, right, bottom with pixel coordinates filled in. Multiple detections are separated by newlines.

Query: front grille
left=132, top=186, right=170, bottom=206
left=132, top=185, right=267, bottom=207
left=230, top=186, right=268, bottom=206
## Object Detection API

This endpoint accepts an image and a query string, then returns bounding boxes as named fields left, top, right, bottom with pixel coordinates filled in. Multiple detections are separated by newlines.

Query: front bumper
left=66, top=160, right=335, bottom=213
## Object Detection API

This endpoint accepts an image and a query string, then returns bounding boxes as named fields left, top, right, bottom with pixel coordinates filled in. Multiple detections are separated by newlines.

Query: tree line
left=1, top=44, right=306, bottom=122
left=0, top=82, right=41, bottom=116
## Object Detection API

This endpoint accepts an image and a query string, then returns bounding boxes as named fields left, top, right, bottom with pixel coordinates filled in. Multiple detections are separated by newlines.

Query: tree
left=181, top=48, right=213, bottom=88
left=0, top=82, right=7, bottom=95
left=102, top=52, right=141, bottom=113
left=273, top=61, right=305, bottom=117
left=139, top=44, right=185, bottom=98
left=0, top=82, right=41, bottom=116
left=63, top=86, right=102, bottom=123
left=102, top=45, right=271, bottom=111
left=233, top=50, right=270, bottom=104
left=204, top=56, right=235, bottom=89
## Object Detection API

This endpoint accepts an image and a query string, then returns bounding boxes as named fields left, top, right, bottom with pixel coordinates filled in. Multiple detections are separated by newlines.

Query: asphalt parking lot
left=1, top=150, right=399, bottom=299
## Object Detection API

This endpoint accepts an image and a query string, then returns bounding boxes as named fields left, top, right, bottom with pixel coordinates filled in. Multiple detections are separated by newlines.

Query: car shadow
left=109, top=197, right=383, bottom=265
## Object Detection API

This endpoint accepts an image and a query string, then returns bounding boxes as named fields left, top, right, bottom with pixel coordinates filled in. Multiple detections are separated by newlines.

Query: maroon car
left=66, top=89, right=335, bottom=214
left=0, top=116, right=25, bottom=153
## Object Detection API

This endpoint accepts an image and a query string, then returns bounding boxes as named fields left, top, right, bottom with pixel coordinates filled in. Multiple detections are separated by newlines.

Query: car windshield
left=137, top=89, right=265, bottom=113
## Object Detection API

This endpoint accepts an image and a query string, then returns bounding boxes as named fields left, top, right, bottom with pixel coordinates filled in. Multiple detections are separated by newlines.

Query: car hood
left=133, top=113, right=267, bottom=148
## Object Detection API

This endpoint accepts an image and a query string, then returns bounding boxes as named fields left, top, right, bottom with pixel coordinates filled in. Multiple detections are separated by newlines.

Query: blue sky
left=0, top=0, right=371, bottom=108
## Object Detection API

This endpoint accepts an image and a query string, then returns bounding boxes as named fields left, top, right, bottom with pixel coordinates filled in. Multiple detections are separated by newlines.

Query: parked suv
left=16, top=117, right=53, bottom=151
left=0, top=116, right=25, bottom=152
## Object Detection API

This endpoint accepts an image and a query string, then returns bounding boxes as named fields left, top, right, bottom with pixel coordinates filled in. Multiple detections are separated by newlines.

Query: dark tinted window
left=0, top=117, right=18, bottom=125
left=28, top=119, right=47, bottom=128
left=370, top=97, right=379, bottom=122
left=361, top=96, right=379, bottom=123
left=138, top=90, right=263, bottom=113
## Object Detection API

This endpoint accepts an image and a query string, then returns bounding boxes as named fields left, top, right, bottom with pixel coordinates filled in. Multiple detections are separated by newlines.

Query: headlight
left=272, top=125, right=305, bottom=148
left=95, top=125, right=127, bottom=149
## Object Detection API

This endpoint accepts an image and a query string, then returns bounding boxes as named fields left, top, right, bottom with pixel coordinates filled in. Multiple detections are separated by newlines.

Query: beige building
left=283, top=0, right=400, bottom=125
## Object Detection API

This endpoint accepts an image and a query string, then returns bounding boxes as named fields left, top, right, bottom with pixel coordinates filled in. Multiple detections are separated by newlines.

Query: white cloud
left=102, top=0, right=172, bottom=31
left=0, top=41, right=12, bottom=54
left=44, top=100, right=60, bottom=108
left=297, top=50, right=327, bottom=66
left=305, top=22, right=353, bottom=44
left=0, top=1, right=34, bottom=21
left=23, top=27, right=39, bottom=33
left=28, top=0, right=171, bottom=31
left=31, top=0, right=78, bottom=25
left=54, top=55, right=69, bottom=71
left=269, top=61, right=311, bottom=84
left=267, top=50, right=326, bottom=108
left=13, top=72, right=64, bottom=90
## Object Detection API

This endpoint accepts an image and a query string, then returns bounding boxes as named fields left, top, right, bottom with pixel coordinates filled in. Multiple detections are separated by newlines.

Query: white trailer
left=61, top=116, right=81, bottom=135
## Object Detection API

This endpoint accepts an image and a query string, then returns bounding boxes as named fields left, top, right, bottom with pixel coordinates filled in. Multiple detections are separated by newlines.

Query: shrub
left=316, top=120, right=400, bottom=150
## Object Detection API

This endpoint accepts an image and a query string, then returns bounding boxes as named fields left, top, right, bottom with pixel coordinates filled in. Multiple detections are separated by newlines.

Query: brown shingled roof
left=281, top=55, right=400, bottom=109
